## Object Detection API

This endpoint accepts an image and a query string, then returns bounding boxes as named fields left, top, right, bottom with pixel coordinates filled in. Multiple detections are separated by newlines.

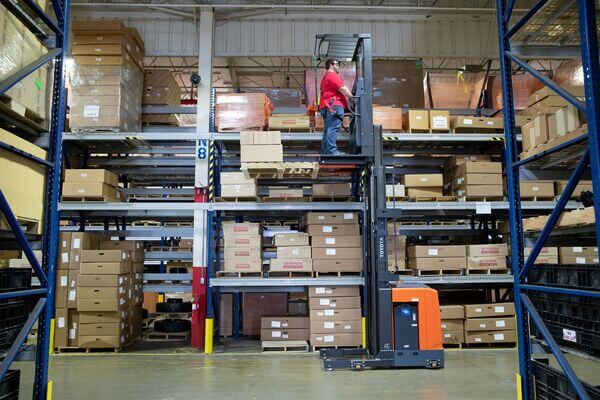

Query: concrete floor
left=13, top=346, right=599, bottom=399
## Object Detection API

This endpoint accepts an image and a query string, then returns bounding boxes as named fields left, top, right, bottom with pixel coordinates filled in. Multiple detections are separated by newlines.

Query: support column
left=192, top=8, right=214, bottom=353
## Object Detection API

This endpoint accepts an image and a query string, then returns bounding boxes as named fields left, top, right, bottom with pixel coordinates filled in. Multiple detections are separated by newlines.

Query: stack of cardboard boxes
left=466, top=244, right=508, bottom=272
left=440, top=305, right=465, bottom=345
left=62, top=169, right=121, bottom=202
left=215, top=93, right=273, bottom=131
left=70, top=20, right=144, bottom=133
left=558, top=246, right=598, bottom=264
left=240, top=131, right=283, bottom=164
left=270, top=233, right=312, bottom=274
left=260, top=316, right=309, bottom=342
left=306, top=212, right=362, bottom=275
left=222, top=223, right=262, bottom=274
left=407, top=245, right=466, bottom=273
left=386, top=222, right=406, bottom=272
left=447, top=160, right=504, bottom=199
left=142, top=69, right=182, bottom=126
left=404, top=174, right=444, bottom=198
left=464, top=303, right=516, bottom=345
left=308, top=286, right=362, bottom=348
left=404, top=110, right=450, bottom=132
left=220, top=172, right=257, bottom=199
left=524, top=247, right=558, bottom=264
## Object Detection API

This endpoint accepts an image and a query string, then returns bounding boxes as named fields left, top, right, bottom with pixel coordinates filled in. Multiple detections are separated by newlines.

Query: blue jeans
left=321, top=106, right=344, bottom=155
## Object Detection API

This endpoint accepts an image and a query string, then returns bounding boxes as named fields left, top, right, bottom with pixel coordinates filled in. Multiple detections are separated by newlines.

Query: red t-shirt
left=319, top=71, right=347, bottom=110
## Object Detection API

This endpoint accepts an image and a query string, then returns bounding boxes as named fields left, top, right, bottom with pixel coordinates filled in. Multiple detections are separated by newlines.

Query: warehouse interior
left=1, top=0, right=600, bottom=399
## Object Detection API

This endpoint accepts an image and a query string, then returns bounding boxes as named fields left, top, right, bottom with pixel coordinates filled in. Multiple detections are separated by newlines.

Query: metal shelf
left=398, top=274, right=513, bottom=285
left=143, top=284, right=192, bottom=293
left=59, top=226, right=193, bottom=238
left=145, top=251, right=193, bottom=261
left=211, top=277, right=364, bottom=288
left=386, top=201, right=581, bottom=212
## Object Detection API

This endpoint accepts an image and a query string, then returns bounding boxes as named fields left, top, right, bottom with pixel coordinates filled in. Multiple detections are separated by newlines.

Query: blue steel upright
left=496, top=0, right=600, bottom=399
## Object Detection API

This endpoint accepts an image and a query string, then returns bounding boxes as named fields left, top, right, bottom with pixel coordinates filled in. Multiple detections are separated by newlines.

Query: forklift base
left=321, top=349, right=444, bottom=371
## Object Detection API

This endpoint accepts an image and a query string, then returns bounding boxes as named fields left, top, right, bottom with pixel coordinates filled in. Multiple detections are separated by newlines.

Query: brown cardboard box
left=312, top=259, right=362, bottom=272
left=558, top=246, right=598, bottom=257
left=310, top=320, right=361, bottom=334
left=408, top=257, right=465, bottom=270
left=79, top=323, right=125, bottom=336
left=404, top=174, right=443, bottom=187
left=465, top=330, right=517, bottom=344
left=143, top=293, right=159, bottom=314
left=223, top=234, right=261, bottom=248
left=68, top=310, right=79, bottom=347
left=310, top=333, right=362, bottom=347
left=465, top=317, right=516, bottom=332
left=64, top=169, right=119, bottom=187
left=524, top=247, right=558, bottom=257
left=79, top=274, right=127, bottom=287
left=442, top=331, right=464, bottom=344
left=407, top=245, right=466, bottom=258
left=440, top=305, right=465, bottom=319
left=78, top=335, right=124, bottom=349
left=311, top=247, right=362, bottom=260
left=58, top=232, right=72, bottom=269
left=520, top=181, right=555, bottom=198
left=81, top=250, right=130, bottom=263
left=464, top=303, right=516, bottom=318
left=474, top=117, right=503, bottom=130
left=555, top=104, right=581, bottom=137
left=222, top=223, right=260, bottom=235
left=447, top=155, right=491, bottom=167
left=273, top=233, right=309, bottom=247
left=311, top=236, right=362, bottom=248
left=261, top=328, right=309, bottom=341
left=451, top=116, right=477, bottom=130
left=261, top=316, right=309, bottom=329
left=307, top=224, right=360, bottom=237
left=67, top=270, right=79, bottom=309
left=243, top=293, right=288, bottom=336
left=77, top=298, right=126, bottom=312
left=240, top=145, right=283, bottom=163
left=305, top=212, right=358, bottom=225
left=276, top=246, right=312, bottom=259
left=220, top=172, right=255, bottom=185
left=62, top=182, right=119, bottom=200
left=80, top=261, right=130, bottom=275
left=522, top=114, right=549, bottom=151
left=406, top=187, right=443, bottom=197
left=452, top=161, right=503, bottom=176
left=308, top=297, right=361, bottom=310
left=99, top=241, right=144, bottom=263
left=453, top=174, right=503, bottom=187
left=429, top=110, right=450, bottom=131
left=223, top=259, right=262, bottom=273
left=385, top=184, right=406, bottom=198
left=555, top=180, right=593, bottom=198
left=224, top=247, right=261, bottom=259
left=559, top=255, right=599, bottom=264
left=441, top=319, right=464, bottom=332
left=467, top=244, right=508, bottom=257
left=405, top=110, right=429, bottom=131
left=268, top=188, right=304, bottom=198
left=78, top=286, right=126, bottom=299
left=269, top=259, right=312, bottom=272
left=310, top=308, right=362, bottom=321
left=308, top=286, right=360, bottom=298
left=253, top=131, right=281, bottom=145
left=79, top=311, right=124, bottom=324
left=455, top=185, right=504, bottom=197
left=467, top=256, right=507, bottom=269
left=56, top=270, right=69, bottom=308
left=528, top=86, right=585, bottom=106
left=221, top=184, right=257, bottom=198
left=54, top=309, right=69, bottom=348
left=312, top=183, right=352, bottom=197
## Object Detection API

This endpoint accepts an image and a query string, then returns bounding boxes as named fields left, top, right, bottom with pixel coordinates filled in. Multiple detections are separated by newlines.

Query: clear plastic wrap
left=372, top=60, right=424, bottom=108
left=215, top=93, right=272, bottom=131
left=246, top=88, right=302, bottom=107
left=0, top=5, right=50, bottom=122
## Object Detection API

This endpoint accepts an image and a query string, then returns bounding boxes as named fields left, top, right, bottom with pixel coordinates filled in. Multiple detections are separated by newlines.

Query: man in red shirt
left=319, top=59, right=353, bottom=155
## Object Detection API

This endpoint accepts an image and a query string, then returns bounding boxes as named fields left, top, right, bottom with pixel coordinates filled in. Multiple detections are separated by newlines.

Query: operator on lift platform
left=319, top=59, right=353, bottom=156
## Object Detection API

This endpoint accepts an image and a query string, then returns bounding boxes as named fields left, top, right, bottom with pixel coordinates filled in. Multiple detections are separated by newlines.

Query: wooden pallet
left=313, top=271, right=362, bottom=277
left=0, top=94, right=45, bottom=125
left=521, top=196, right=555, bottom=202
left=312, top=345, right=362, bottom=351
left=267, top=271, right=313, bottom=278
left=132, top=220, right=162, bottom=227
left=393, top=269, right=416, bottom=276
left=262, top=340, right=310, bottom=352
left=0, top=216, right=39, bottom=234
left=282, top=162, right=319, bottom=180
left=310, top=196, right=353, bottom=202
left=164, top=221, right=193, bottom=227
left=215, top=196, right=261, bottom=202
left=142, top=318, right=156, bottom=330
left=150, top=312, right=192, bottom=319
left=149, top=246, right=192, bottom=252
left=442, top=342, right=464, bottom=349
left=411, top=196, right=457, bottom=202
left=466, top=268, right=511, bottom=275
left=60, top=196, right=118, bottom=202
left=216, top=271, right=263, bottom=278
left=218, top=126, right=265, bottom=132
left=145, top=329, right=191, bottom=342
left=263, top=196, right=309, bottom=203
left=452, top=128, right=503, bottom=134
left=166, top=265, right=193, bottom=274
left=463, top=342, right=516, bottom=349
left=241, top=162, right=284, bottom=179
left=414, top=269, right=464, bottom=276
left=56, top=346, right=123, bottom=353
left=456, top=196, right=504, bottom=202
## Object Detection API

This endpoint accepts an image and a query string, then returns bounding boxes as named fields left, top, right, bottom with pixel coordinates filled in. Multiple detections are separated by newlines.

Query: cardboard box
left=467, top=244, right=508, bottom=257
left=64, top=169, right=119, bottom=187
left=261, top=316, right=309, bottom=329
left=439, top=305, right=464, bottom=320
left=442, top=331, right=464, bottom=344
left=465, top=317, right=516, bottom=332
left=67, top=270, right=79, bottom=309
left=528, top=86, right=585, bottom=106
left=307, top=224, right=360, bottom=237
left=221, top=184, right=257, bottom=198
left=222, top=223, right=260, bottom=235
left=54, top=309, right=69, bottom=348
left=55, top=270, right=69, bottom=308
left=310, top=320, right=361, bottom=334
left=311, top=236, right=362, bottom=248
left=223, top=234, right=261, bottom=248
left=474, top=117, right=504, bottom=130
left=441, top=319, right=464, bottom=332
left=62, top=182, right=119, bottom=200
left=78, top=286, right=126, bottom=299
left=79, top=311, right=125, bottom=324
left=308, top=297, right=361, bottom=310
left=558, top=246, right=598, bottom=257
left=308, top=286, right=360, bottom=298
left=467, top=256, right=507, bottom=269
left=372, top=106, right=403, bottom=131
left=555, top=180, right=593, bottom=198
left=386, top=184, right=406, bottom=198
left=312, top=259, right=362, bottom=272
left=408, top=257, right=465, bottom=270
left=451, top=116, right=478, bottom=130
left=260, top=328, right=309, bottom=341
left=524, top=247, right=558, bottom=257
left=464, top=303, right=516, bottom=318
left=242, top=293, right=288, bottom=336
left=405, top=110, right=429, bottom=131
left=305, top=212, right=358, bottom=225
left=253, top=131, right=281, bottom=145
left=520, top=181, right=555, bottom=198
left=447, top=155, right=491, bottom=167
left=465, top=330, right=517, bottom=344
left=79, top=323, right=125, bottom=336
left=404, top=174, right=443, bottom=187
left=80, top=262, right=130, bottom=275
left=223, top=259, right=262, bottom=273
left=523, top=114, right=550, bottom=150
left=268, top=189, right=303, bottom=198
left=311, top=247, right=362, bottom=260
left=68, top=310, right=80, bottom=347
left=310, top=333, right=362, bottom=347
left=406, top=187, right=443, bottom=197
left=453, top=174, right=503, bottom=187
left=269, top=259, right=312, bottom=272
left=559, top=256, right=598, bottom=264
left=223, top=247, right=261, bottom=259
left=407, top=245, right=466, bottom=258
left=78, top=335, right=124, bottom=349
left=273, top=233, right=309, bottom=247
left=220, top=172, right=255, bottom=185
left=453, top=162, right=503, bottom=176
left=429, top=110, right=450, bottom=131
left=81, top=250, right=130, bottom=263
left=312, top=183, right=352, bottom=197
left=455, top=185, right=503, bottom=197
left=78, top=274, right=127, bottom=287
left=268, top=114, right=310, bottom=130
left=240, top=145, right=283, bottom=163
left=276, top=246, right=312, bottom=259
left=554, top=104, right=581, bottom=138
left=77, top=298, right=126, bottom=312
left=309, top=308, right=362, bottom=321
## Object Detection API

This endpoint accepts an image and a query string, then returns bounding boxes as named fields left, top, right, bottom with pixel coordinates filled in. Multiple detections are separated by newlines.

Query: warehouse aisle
left=15, top=350, right=519, bottom=399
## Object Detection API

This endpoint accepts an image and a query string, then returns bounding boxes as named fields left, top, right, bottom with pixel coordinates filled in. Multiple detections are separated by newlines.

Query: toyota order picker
left=314, top=34, right=445, bottom=371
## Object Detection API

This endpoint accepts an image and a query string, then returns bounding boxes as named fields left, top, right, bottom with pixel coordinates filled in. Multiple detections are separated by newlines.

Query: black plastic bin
left=0, top=369, right=20, bottom=400
left=532, top=359, right=600, bottom=400
left=527, top=263, right=600, bottom=291
left=0, top=269, right=31, bottom=293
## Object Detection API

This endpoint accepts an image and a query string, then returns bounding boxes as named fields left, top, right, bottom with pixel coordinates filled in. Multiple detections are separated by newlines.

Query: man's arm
left=339, top=85, right=353, bottom=100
